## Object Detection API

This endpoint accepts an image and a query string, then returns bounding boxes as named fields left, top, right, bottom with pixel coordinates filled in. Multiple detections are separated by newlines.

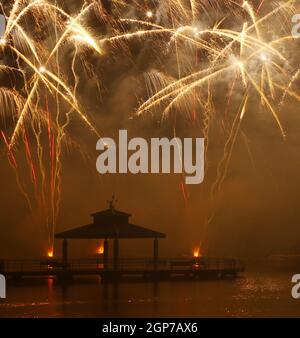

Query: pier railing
left=0, top=257, right=244, bottom=273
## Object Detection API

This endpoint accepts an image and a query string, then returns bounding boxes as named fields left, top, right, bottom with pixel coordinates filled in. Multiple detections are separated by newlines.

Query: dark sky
left=1, top=0, right=300, bottom=259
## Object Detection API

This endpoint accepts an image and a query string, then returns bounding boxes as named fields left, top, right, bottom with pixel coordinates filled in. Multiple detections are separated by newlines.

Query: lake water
left=0, top=260, right=300, bottom=317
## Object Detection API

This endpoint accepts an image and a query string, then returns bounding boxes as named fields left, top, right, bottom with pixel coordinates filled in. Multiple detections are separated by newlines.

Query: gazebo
left=55, top=198, right=166, bottom=270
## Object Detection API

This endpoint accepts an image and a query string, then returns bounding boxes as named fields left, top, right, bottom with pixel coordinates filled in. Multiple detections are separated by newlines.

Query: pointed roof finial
left=107, top=194, right=118, bottom=211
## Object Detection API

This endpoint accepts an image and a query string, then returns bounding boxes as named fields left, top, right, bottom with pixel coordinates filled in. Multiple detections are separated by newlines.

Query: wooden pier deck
left=0, top=257, right=245, bottom=282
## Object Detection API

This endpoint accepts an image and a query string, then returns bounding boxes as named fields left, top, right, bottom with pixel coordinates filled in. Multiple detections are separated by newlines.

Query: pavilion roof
left=55, top=222, right=166, bottom=239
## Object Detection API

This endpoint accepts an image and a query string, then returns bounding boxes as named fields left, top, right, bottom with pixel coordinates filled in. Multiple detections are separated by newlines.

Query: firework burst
left=1, top=0, right=300, bottom=253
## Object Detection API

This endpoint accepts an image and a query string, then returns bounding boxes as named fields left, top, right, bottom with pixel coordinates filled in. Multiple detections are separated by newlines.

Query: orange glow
left=48, top=250, right=54, bottom=258
left=193, top=247, right=201, bottom=258
left=97, top=243, right=104, bottom=255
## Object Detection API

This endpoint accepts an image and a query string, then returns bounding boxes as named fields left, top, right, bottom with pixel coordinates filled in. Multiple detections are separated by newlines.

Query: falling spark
left=39, top=66, right=46, bottom=73
left=146, top=11, right=153, bottom=18
left=260, top=53, right=268, bottom=62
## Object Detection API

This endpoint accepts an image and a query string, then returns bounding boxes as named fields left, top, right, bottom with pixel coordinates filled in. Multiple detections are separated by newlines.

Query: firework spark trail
left=225, top=73, right=239, bottom=118
left=0, top=0, right=104, bottom=254
left=1, top=129, right=33, bottom=209
left=117, top=0, right=300, bottom=249
left=256, top=0, right=265, bottom=14
left=217, top=94, right=249, bottom=194
left=203, top=93, right=248, bottom=245
left=8, top=46, right=99, bottom=150
left=23, top=130, right=37, bottom=186
left=1, top=130, right=17, bottom=169
left=280, top=70, right=300, bottom=105
left=181, top=181, right=189, bottom=206
left=211, top=93, right=247, bottom=197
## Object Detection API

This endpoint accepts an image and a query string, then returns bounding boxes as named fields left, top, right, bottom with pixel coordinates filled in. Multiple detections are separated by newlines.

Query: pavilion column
left=113, top=239, right=119, bottom=271
left=103, top=239, right=109, bottom=270
left=62, top=239, right=68, bottom=270
left=153, top=238, right=158, bottom=270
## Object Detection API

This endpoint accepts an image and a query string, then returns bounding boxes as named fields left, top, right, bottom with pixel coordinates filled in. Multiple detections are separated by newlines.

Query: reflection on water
left=0, top=261, right=299, bottom=317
